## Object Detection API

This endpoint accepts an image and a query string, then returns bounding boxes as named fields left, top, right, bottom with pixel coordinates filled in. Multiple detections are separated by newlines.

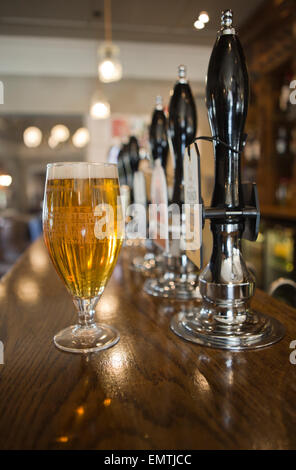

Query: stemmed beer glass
left=43, top=162, right=123, bottom=353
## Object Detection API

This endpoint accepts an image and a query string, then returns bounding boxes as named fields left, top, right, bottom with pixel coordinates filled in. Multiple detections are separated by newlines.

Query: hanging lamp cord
left=104, top=0, right=112, bottom=44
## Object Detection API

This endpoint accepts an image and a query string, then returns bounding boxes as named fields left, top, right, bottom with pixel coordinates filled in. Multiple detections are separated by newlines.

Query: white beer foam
left=47, top=162, right=118, bottom=180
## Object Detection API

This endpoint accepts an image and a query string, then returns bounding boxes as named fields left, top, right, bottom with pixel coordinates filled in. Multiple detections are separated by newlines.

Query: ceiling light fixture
left=90, top=89, right=111, bottom=119
left=98, top=0, right=122, bottom=83
left=50, top=124, right=70, bottom=143
left=0, top=174, right=12, bottom=187
left=48, top=135, right=59, bottom=149
left=90, top=101, right=110, bottom=119
left=98, top=44, right=122, bottom=83
left=194, top=19, right=205, bottom=30
left=23, top=126, right=42, bottom=148
left=72, top=128, right=90, bottom=148
left=199, top=11, right=209, bottom=23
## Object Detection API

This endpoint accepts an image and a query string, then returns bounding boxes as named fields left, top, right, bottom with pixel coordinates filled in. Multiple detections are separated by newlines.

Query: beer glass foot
left=54, top=323, right=120, bottom=354
left=171, top=307, right=285, bottom=350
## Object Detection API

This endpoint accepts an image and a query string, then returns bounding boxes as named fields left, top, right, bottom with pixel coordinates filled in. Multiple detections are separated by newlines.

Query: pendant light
left=90, top=88, right=111, bottom=119
left=98, top=0, right=122, bottom=83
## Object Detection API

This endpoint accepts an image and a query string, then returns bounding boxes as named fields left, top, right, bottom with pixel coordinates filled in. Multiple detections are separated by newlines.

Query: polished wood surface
left=0, top=238, right=296, bottom=450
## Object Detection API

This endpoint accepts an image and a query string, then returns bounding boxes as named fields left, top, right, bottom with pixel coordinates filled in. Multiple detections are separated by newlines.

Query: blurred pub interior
left=0, top=0, right=295, bottom=304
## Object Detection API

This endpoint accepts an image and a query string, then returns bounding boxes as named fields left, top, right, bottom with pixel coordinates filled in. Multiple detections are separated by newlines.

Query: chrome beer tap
left=169, top=65, right=197, bottom=207
left=171, top=10, right=284, bottom=349
left=144, top=66, right=200, bottom=300
left=130, top=96, right=167, bottom=275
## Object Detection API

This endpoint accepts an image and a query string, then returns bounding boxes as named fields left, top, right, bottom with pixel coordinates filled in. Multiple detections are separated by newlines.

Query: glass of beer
left=43, top=162, right=123, bottom=353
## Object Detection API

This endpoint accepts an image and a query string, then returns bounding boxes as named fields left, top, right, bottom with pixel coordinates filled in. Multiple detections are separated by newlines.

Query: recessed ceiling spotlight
left=199, top=11, right=209, bottom=23
left=194, top=19, right=205, bottom=30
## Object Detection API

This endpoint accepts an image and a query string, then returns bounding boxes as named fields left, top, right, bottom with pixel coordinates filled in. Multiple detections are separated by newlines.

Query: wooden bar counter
left=0, top=238, right=296, bottom=450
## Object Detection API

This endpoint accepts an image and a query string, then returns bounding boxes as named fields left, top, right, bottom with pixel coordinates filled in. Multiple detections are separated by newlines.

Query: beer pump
left=144, top=66, right=200, bottom=299
left=149, top=95, right=169, bottom=172
left=117, top=145, right=128, bottom=187
left=171, top=10, right=284, bottom=349
left=128, top=136, right=140, bottom=176
left=169, top=65, right=197, bottom=207
left=130, top=96, right=168, bottom=274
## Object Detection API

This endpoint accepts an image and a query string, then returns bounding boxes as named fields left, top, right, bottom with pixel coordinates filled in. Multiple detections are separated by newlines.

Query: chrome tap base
left=144, top=272, right=201, bottom=300
left=171, top=305, right=285, bottom=350
left=129, top=239, right=164, bottom=276
left=130, top=252, right=164, bottom=276
left=170, top=222, right=284, bottom=349
left=144, top=253, right=201, bottom=300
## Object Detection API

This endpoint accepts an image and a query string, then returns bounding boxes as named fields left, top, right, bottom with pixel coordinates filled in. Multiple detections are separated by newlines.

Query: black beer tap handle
left=149, top=96, right=169, bottom=171
left=169, top=65, right=197, bottom=206
left=188, top=136, right=260, bottom=241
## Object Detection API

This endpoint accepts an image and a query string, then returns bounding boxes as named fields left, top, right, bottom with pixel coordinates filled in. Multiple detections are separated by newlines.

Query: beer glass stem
left=73, top=297, right=100, bottom=327
left=54, top=293, right=120, bottom=353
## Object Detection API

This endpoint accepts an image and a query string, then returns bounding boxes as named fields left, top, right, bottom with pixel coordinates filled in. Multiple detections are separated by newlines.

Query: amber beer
left=43, top=175, right=123, bottom=299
